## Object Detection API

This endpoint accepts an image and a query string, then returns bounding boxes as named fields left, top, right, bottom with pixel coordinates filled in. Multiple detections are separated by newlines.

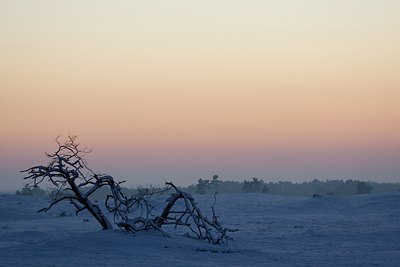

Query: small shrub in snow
left=16, top=184, right=46, bottom=197
left=356, top=182, right=372, bottom=194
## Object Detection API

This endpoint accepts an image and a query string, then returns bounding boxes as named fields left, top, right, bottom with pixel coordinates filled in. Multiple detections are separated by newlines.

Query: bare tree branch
left=22, top=136, right=237, bottom=244
left=153, top=182, right=238, bottom=244
left=22, top=135, right=113, bottom=230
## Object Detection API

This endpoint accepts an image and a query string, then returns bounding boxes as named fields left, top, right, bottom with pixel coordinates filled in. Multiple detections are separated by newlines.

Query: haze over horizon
left=1, top=1, right=399, bottom=191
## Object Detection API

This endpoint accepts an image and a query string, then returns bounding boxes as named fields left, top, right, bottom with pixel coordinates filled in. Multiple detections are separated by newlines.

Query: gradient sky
left=1, top=0, right=399, bottom=191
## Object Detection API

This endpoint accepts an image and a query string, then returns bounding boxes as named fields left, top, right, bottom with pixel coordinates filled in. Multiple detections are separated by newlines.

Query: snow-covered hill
left=1, top=193, right=399, bottom=266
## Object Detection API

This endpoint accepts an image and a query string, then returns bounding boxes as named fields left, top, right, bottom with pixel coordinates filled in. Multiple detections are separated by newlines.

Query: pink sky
left=1, top=1, right=399, bottom=190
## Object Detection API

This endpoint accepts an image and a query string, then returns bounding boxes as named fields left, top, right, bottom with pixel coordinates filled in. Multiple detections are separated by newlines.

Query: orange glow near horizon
left=1, top=1, right=400, bottom=190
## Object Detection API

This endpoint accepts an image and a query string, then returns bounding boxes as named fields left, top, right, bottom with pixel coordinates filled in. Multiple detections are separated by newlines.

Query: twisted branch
left=22, top=136, right=238, bottom=244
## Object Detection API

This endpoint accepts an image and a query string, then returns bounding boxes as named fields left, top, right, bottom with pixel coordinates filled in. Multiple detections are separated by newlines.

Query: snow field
left=0, top=193, right=399, bottom=266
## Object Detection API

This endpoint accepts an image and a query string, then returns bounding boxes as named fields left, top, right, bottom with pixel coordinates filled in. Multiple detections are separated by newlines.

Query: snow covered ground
left=1, top=192, right=399, bottom=266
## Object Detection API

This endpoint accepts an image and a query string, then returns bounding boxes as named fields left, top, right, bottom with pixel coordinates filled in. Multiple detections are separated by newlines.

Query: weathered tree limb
left=22, top=136, right=237, bottom=244
left=154, top=182, right=238, bottom=244
left=22, top=135, right=113, bottom=230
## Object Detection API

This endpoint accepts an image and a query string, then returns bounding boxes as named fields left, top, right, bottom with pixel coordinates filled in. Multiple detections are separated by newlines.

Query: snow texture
left=0, top=193, right=399, bottom=266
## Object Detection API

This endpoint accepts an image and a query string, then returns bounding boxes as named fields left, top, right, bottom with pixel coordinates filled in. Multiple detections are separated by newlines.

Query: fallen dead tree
left=22, top=136, right=237, bottom=244
left=154, top=182, right=235, bottom=244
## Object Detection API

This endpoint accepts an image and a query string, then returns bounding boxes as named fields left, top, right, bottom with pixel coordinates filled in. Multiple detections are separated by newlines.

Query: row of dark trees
left=184, top=176, right=400, bottom=196
left=19, top=175, right=399, bottom=198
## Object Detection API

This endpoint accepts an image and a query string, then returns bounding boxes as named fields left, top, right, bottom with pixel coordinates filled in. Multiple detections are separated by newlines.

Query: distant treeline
left=181, top=176, right=400, bottom=197
left=16, top=176, right=400, bottom=198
